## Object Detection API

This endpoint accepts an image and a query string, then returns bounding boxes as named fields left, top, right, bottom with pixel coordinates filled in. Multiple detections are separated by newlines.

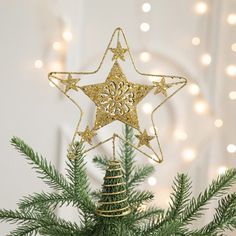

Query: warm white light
left=53, top=42, right=62, bottom=51
left=227, top=144, right=236, bottom=153
left=195, top=2, right=208, bottom=14
left=34, top=60, right=43, bottom=69
left=214, top=119, right=223, bottom=128
left=182, top=148, right=196, bottom=162
left=62, top=31, right=73, bottom=41
left=192, top=37, right=201, bottom=46
left=143, top=103, right=153, bottom=113
left=189, top=83, right=200, bottom=95
left=201, top=54, right=212, bottom=66
left=148, top=176, right=157, bottom=186
left=227, top=14, right=236, bottom=25
left=194, top=100, right=207, bottom=114
left=50, top=62, right=62, bottom=71
left=139, top=52, right=151, bottom=62
left=49, top=78, right=59, bottom=88
left=140, top=22, right=150, bottom=32
left=142, top=2, right=151, bottom=12
left=226, top=65, right=236, bottom=77
left=218, top=166, right=228, bottom=175
left=231, top=43, right=236, bottom=52
left=173, top=129, right=188, bottom=141
left=229, top=91, right=236, bottom=100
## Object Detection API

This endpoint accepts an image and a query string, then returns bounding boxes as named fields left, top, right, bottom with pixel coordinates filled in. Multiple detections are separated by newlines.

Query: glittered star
left=135, top=130, right=155, bottom=148
left=78, top=126, right=96, bottom=145
left=80, top=62, right=153, bottom=130
left=153, top=78, right=172, bottom=97
left=110, top=41, right=128, bottom=61
left=61, top=74, right=80, bottom=93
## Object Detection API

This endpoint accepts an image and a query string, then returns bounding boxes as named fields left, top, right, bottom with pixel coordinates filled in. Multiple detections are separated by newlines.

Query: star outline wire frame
left=48, top=27, right=187, bottom=163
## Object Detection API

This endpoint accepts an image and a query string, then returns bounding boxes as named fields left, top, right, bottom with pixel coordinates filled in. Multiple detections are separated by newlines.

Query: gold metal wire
left=101, top=189, right=126, bottom=195
left=98, top=197, right=128, bottom=205
left=96, top=209, right=131, bottom=217
left=48, top=27, right=187, bottom=164
left=96, top=205, right=130, bottom=213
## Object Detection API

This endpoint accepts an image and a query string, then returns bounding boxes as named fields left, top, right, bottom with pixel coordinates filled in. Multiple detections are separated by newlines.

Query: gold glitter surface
left=48, top=27, right=187, bottom=164
left=78, top=126, right=96, bottom=145
left=80, top=62, right=153, bottom=130
left=153, top=77, right=173, bottom=97
left=110, top=41, right=128, bottom=61
left=61, top=74, right=80, bottom=93
left=136, top=130, right=155, bottom=148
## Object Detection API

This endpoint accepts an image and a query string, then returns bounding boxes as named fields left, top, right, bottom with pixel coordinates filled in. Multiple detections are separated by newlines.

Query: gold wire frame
left=48, top=27, right=187, bottom=164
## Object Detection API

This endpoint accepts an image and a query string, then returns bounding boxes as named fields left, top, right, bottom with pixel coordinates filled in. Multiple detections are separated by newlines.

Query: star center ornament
left=48, top=27, right=187, bottom=163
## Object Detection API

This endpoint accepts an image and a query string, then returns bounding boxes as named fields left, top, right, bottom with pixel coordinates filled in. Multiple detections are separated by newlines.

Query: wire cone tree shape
left=96, top=160, right=131, bottom=217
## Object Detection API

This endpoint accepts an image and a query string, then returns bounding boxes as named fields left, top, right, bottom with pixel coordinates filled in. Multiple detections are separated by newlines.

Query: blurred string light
left=50, top=62, right=63, bottom=71
left=195, top=1, right=208, bottom=15
left=34, top=59, right=43, bottom=69
left=142, top=103, right=153, bottom=113
left=194, top=100, right=208, bottom=114
left=62, top=30, right=73, bottom=41
left=226, top=64, right=236, bottom=77
left=227, top=144, right=236, bottom=153
left=227, top=14, right=236, bottom=25
left=192, top=37, right=201, bottom=46
left=229, top=91, right=236, bottom=100
left=182, top=148, right=196, bottom=162
left=148, top=176, right=157, bottom=186
left=139, top=51, right=151, bottom=62
left=189, top=83, right=200, bottom=95
left=140, top=22, right=150, bottom=32
left=53, top=41, right=63, bottom=51
left=218, top=166, right=228, bottom=175
left=201, top=53, right=212, bottom=66
left=231, top=43, right=236, bottom=52
left=173, top=128, right=188, bottom=141
left=214, top=119, right=223, bottom=128
left=142, top=2, right=151, bottom=13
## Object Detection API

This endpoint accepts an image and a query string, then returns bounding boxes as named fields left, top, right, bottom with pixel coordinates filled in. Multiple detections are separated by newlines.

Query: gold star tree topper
left=48, top=27, right=187, bottom=163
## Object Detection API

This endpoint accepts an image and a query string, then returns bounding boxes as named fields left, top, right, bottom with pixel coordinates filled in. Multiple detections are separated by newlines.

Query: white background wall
left=0, top=0, right=236, bottom=235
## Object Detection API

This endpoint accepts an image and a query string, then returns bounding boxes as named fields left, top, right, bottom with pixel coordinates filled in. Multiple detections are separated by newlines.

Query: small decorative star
left=153, top=78, right=172, bottom=97
left=61, top=74, right=80, bottom=93
left=78, top=126, right=97, bottom=145
left=135, top=130, right=155, bottom=148
left=110, top=41, right=128, bottom=61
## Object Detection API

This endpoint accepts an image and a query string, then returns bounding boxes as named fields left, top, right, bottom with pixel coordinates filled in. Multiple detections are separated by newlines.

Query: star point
left=78, top=126, right=97, bottom=145
left=110, top=41, right=128, bottom=61
left=135, top=130, right=155, bottom=148
left=61, top=74, right=80, bottom=93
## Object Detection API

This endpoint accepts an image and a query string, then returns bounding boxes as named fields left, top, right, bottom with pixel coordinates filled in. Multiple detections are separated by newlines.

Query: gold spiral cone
left=96, top=160, right=131, bottom=217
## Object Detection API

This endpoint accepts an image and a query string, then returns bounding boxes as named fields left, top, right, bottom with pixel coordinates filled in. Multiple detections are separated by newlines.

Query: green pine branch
left=66, top=142, right=95, bottom=215
left=93, top=155, right=109, bottom=171
left=166, top=173, right=192, bottom=220
left=11, top=137, right=71, bottom=193
left=8, top=223, right=41, bottom=236
left=120, top=125, right=135, bottom=193
left=181, top=169, right=236, bottom=224
left=18, top=192, right=74, bottom=211
left=192, top=193, right=236, bottom=235
left=128, top=165, right=155, bottom=189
